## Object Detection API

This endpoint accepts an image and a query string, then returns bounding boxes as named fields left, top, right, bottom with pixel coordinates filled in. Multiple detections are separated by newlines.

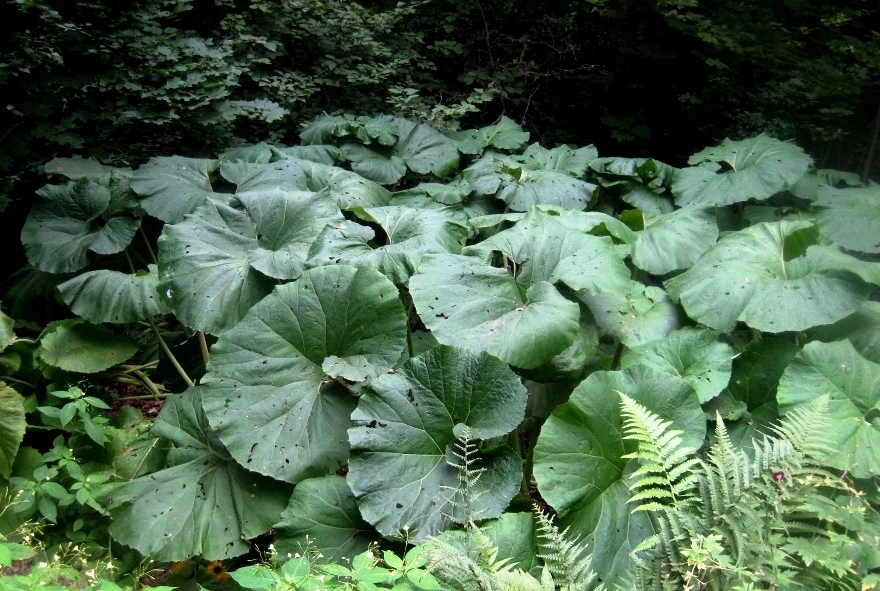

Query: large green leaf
left=200, top=265, right=407, bottom=483
left=130, top=157, right=220, bottom=223
left=809, top=301, right=880, bottom=364
left=107, top=389, right=292, bottom=561
left=271, top=145, right=346, bottom=166
left=726, top=337, right=800, bottom=411
left=158, top=191, right=344, bottom=333
left=298, top=161, right=392, bottom=210
left=308, top=206, right=468, bottom=284
left=533, top=365, right=704, bottom=587
left=58, top=265, right=170, bottom=324
left=21, top=178, right=141, bottom=273
left=579, top=281, right=679, bottom=347
left=0, top=309, right=14, bottom=353
left=300, top=114, right=399, bottom=147
left=410, top=254, right=580, bottom=369
left=621, top=327, right=734, bottom=403
left=37, top=319, right=139, bottom=373
left=672, top=135, right=812, bottom=207
left=664, top=221, right=876, bottom=332
left=629, top=206, right=718, bottom=275
left=814, top=185, right=880, bottom=253
left=776, top=340, right=880, bottom=479
left=464, top=208, right=631, bottom=296
left=392, top=178, right=473, bottom=206
left=463, top=147, right=597, bottom=212
left=45, top=156, right=129, bottom=180
left=219, top=160, right=308, bottom=192
left=348, top=345, right=526, bottom=539
left=0, top=385, right=26, bottom=479
left=273, top=475, right=376, bottom=563
left=453, top=117, right=530, bottom=155
left=342, top=143, right=407, bottom=185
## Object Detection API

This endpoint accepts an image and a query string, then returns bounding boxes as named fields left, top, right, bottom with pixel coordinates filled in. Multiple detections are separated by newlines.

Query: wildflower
left=170, top=561, right=188, bottom=574
left=772, top=470, right=786, bottom=482
left=205, top=561, right=230, bottom=583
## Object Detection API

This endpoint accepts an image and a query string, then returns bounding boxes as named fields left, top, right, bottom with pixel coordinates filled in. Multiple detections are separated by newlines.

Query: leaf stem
left=610, top=341, right=625, bottom=371
left=147, top=317, right=194, bottom=388
left=197, top=330, right=210, bottom=367
left=0, top=375, right=36, bottom=389
left=140, top=227, right=158, bottom=265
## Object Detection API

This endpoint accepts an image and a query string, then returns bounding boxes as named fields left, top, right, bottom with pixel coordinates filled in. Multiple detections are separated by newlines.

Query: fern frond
left=771, top=395, right=834, bottom=461
left=534, top=508, right=597, bottom=591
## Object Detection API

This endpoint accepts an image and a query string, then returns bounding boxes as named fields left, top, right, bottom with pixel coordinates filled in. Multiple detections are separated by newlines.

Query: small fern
left=619, top=393, right=878, bottom=591
left=427, top=429, right=601, bottom=591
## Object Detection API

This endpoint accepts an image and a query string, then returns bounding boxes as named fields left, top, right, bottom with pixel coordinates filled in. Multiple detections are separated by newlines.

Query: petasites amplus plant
left=7, top=116, right=879, bottom=588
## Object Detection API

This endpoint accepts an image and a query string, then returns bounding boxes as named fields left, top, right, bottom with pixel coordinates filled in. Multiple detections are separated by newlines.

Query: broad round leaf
left=219, top=160, right=308, bottom=192
left=621, top=327, right=734, bottom=403
left=814, top=185, right=880, bottom=253
left=297, top=161, right=392, bottom=210
left=664, top=221, right=874, bottom=332
left=274, top=475, right=376, bottom=563
left=0, top=310, right=14, bottom=353
left=272, top=145, right=346, bottom=166
left=348, top=345, right=526, bottom=539
left=454, top=117, right=530, bottom=155
left=672, top=135, right=812, bottom=207
left=464, top=208, right=631, bottom=296
left=37, top=319, right=139, bottom=373
left=777, top=340, right=880, bottom=478
left=22, top=179, right=140, bottom=273
left=158, top=191, right=344, bottom=333
left=726, top=337, right=800, bottom=411
left=342, top=143, right=407, bottom=185
left=410, top=254, right=580, bottom=369
left=108, top=390, right=292, bottom=561
left=533, top=365, right=703, bottom=586
left=395, top=118, right=461, bottom=178
left=579, top=281, right=679, bottom=347
left=201, top=265, right=407, bottom=483
left=58, top=265, right=170, bottom=324
left=809, top=301, right=880, bottom=364
left=629, top=206, right=718, bottom=275
left=0, top=385, right=26, bottom=479
left=45, top=156, right=128, bottom=180
left=130, top=157, right=220, bottom=223
left=308, top=206, right=469, bottom=284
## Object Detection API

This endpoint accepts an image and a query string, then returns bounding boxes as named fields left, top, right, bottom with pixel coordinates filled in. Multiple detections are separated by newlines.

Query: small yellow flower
left=169, top=561, right=188, bottom=574
left=205, top=561, right=230, bottom=583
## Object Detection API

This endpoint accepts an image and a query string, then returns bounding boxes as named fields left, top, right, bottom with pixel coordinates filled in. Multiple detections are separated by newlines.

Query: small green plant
left=620, top=393, right=880, bottom=591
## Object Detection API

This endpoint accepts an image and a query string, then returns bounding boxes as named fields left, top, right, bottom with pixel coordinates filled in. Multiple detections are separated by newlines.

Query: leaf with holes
left=37, top=319, right=139, bottom=373
left=107, top=389, right=292, bottom=561
left=579, top=281, right=679, bottom=347
left=776, top=340, right=880, bottom=479
left=158, top=191, right=344, bottom=333
left=453, top=116, right=530, bottom=155
left=410, top=254, right=580, bottom=369
left=0, top=385, right=26, bottom=479
left=347, top=345, right=526, bottom=539
left=130, top=157, right=220, bottom=223
left=621, top=327, right=734, bottom=403
left=809, top=301, right=880, bottom=364
left=629, top=206, right=718, bottom=275
left=199, top=265, right=407, bottom=483
left=664, top=220, right=877, bottom=332
left=58, top=265, right=170, bottom=324
left=308, top=206, right=468, bottom=284
left=274, top=475, right=376, bottom=563
left=672, top=135, right=811, bottom=207
left=533, top=365, right=703, bottom=588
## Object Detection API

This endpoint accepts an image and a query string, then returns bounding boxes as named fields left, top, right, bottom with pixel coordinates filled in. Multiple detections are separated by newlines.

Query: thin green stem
left=0, top=375, right=36, bottom=389
left=148, top=317, right=194, bottom=388
left=140, top=227, right=158, bottom=265
left=11, top=337, right=36, bottom=345
left=197, top=331, right=210, bottom=367
left=610, top=341, right=625, bottom=371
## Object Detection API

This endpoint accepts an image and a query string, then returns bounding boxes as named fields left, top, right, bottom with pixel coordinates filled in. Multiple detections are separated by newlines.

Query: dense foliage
left=2, top=113, right=879, bottom=589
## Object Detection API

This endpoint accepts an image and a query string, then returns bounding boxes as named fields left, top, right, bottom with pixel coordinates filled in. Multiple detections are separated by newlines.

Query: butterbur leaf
left=410, top=254, right=580, bottom=369
left=59, top=265, right=169, bottom=324
left=664, top=220, right=875, bottom=332
left=580, top=281, right=679, bottom=347
left=0, top=309, right=13, bottom=352
left=726, top=337, right=800, bottom=411
left=342, top=143, right=408, bottom=185
left=629, top=206, right=718, bottom=275
left=347, top=345, right=526, bottom=539
left=219, top=160, right=308, bottom=193
left=22, top=178, right=141, bottom=273
left=814, top=185, right=880, bottom=253
left=395, top=118, right=461, bottom=179
left=200, top=265, right=407, bottom=483
left=280, top=160, right=392, bottom=210
left=107, top=390, right=292, bottom=561
left=464, top=208, right=631, bottom=295
left=130, top=157, right=220, bottom=223
left=521, top=143, right=597, bottom=177
left=158, top=191, right=344, bottom=333
left=271, top=145, right=346, bottom=166
left=222, top=142, right=274, bottom=163
left=45, top=156, right=128, bottom=180
left=274, top=475, right=376, bottom=563
left=37, top=319, right=139, bottom=373
left=393, top=178, right=473, bottom=206
left=777, top=340, right=880, bottom=478
left=533, top=365, right=703, bottom=587
left=621, top=327, right=734, bottom=403
left=454, top=116, right=530, bottom=155
left=809, top=301, right=880, bottom=364
left=0, top=385, right=26, bottom=479
left=311, top=206, right=467, bottom=284
left=672, top=134, right=812, bottom=207
left=300, top=114, right=398, bottom=146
